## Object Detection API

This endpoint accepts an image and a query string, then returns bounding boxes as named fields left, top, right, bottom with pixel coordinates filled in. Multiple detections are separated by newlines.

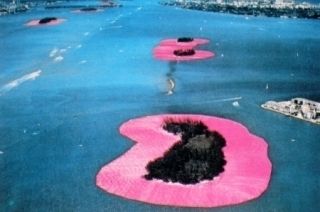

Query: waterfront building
left=262, top=98, right=320, bottom=124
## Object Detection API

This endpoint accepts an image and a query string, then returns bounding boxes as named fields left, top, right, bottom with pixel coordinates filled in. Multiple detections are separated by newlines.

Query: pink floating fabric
left=96, top=114, right=272, bottom=207
left=159, top=38, right=209, bottom=48
left=153, top=45, right=214, bottom=61
left=25, top=19, right=65, bottom=27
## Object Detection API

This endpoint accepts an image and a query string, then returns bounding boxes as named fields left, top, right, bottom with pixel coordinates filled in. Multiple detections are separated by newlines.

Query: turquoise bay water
left=0, top=0, right=320, bottom=211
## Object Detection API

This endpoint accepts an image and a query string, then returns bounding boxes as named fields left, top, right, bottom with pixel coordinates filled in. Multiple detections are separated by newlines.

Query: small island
left=161, top=0, right=320, bottom=20
left=153, top=37, right=214, bottom=61
left=262, top=98, right=320, bottom=124
left=96, top=114, right=272, bottom=207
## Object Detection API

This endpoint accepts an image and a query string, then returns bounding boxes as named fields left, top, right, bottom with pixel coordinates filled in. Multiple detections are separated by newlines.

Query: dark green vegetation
left=80, top=7, right=98, bottom=12
left=145, top=120, right=226, bottom=184
left=177, top=37, right=194, bottom=42
left=38, top=17, right=57, bottom=24
left=173, top=49, right=196, bottom=56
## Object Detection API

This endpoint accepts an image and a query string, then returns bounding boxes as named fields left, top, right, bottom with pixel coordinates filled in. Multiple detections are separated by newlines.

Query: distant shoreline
left=161, top=1, right=320, bottom=20
left=0, top=0, right=119, bottom=16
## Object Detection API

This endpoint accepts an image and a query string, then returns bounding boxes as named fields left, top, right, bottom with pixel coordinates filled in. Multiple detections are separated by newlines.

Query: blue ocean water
left=0, top=0, right=320, bottom=211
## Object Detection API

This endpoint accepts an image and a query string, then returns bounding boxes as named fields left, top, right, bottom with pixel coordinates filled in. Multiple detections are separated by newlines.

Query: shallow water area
left=0, top=0, right=320, bottom=211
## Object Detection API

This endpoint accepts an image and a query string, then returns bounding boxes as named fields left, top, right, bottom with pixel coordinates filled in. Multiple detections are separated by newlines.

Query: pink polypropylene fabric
left=25, top=19, right=65, bottom=27
left=96, top=114, right=272, bottom=207
left=159, top=38, right=209, bottom=48
left=153, top=38, right=214, bottom=61
left=153, top=46, right=214, bottom=61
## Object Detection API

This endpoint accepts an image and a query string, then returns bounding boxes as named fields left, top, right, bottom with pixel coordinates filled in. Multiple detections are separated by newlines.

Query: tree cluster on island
left=145, top=120, right=227, bottom=184
left=173, top=49, right=196, bottom=56
left=38, top=17, right=57, bottom=24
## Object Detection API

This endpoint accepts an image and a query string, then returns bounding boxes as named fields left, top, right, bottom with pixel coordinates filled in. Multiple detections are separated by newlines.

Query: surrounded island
left=161, top=0, right=320, bottom=19
left=96, top=114, right=272, bottom=207
left=153, top=37, right=214, bottom=61
left=262, top=98, right=320, bottom=124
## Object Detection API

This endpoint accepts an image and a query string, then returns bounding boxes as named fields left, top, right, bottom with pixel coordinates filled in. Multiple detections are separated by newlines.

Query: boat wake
left=0, top=70, right=42, bottom=96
